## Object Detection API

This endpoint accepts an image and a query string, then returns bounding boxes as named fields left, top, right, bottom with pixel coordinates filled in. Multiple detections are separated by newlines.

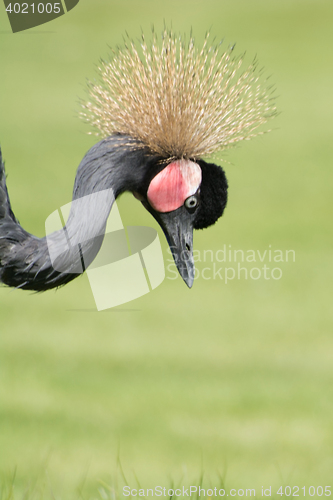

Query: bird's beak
left=150, top=206, right=195, bottom=288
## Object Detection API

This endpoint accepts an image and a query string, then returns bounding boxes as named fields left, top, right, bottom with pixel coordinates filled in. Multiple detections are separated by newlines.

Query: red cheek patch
left=147, top=160, right=202, bottom=213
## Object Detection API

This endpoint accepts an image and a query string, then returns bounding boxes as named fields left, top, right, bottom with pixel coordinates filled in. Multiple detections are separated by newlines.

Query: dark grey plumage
left=0, top=136, right=158, bottom=290
left=0, top=135, right=228, bottom=291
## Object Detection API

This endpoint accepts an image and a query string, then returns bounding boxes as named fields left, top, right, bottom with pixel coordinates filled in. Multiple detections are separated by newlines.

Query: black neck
left=0, top=135, right=155, bottom=291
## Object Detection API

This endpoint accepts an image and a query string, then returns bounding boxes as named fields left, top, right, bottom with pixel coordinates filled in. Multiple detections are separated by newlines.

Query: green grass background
left=0, top=0, right=333, bottom=497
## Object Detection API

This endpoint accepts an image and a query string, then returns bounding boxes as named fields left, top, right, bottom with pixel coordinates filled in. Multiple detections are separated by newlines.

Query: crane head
left=134, top=158, right=228, bottom=287
left=80, top=27, right=276, bottom=288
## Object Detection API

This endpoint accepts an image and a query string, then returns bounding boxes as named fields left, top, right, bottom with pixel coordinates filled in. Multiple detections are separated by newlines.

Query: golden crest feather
left=80, top=28, right=277, bottom=160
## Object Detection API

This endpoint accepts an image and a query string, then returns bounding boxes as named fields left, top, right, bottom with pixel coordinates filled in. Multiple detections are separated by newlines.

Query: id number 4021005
left=5, top=3, right=62, bottom=14
left=276, top=486, right=331, bottom=496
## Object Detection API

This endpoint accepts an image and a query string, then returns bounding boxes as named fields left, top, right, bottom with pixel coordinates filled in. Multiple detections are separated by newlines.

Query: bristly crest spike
left=80, top=27, right=277, bottom=161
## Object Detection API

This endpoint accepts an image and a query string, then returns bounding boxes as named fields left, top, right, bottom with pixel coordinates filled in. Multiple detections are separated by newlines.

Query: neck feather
left=0, top=135, right=152, bottom=290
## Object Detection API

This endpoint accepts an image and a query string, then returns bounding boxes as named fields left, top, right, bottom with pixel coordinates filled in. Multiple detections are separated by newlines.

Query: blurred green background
left=0, top=0, right=333, bottom=498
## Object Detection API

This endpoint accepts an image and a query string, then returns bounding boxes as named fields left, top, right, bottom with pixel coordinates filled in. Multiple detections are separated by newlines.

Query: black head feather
left=194, top=160, right=228, bottom=230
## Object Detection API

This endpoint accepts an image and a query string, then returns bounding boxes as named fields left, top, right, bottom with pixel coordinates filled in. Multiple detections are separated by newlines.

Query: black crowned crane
left=0, top=29, right=276, bottom=291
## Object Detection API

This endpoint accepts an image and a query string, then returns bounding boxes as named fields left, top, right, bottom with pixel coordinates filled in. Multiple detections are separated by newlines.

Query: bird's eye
left=184, top=195, right=198, bottom=210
